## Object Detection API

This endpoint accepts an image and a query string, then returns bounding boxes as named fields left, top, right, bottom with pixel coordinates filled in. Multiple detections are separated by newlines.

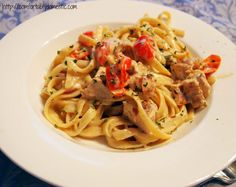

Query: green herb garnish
left=134, top=86, right=142, bottom=93
left=143, top=82, right=148, bottom=87
left=93, top=79, right=98, bottom=83
left=110, top=79, right=116, bottom=84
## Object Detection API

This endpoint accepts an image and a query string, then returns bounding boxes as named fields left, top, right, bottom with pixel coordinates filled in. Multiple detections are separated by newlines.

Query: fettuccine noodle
left=41, top=12, right=220, bottom=150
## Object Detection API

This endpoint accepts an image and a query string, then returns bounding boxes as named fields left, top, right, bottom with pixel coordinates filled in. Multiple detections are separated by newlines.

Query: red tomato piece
left=95, top=42, right=110, bottom=66
left=203, top=54, right=221, bottom=77
left=133, top=35, right=154, bottom=61
left=83, top=31, right=94, bottom=38
left=119, top=56, right=132, bottom=84
left=105, top=55, right=132, bottom=96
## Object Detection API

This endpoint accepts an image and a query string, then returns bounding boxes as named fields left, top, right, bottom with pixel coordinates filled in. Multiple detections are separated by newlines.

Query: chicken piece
left=182, top=79, right=207, bottom=109
left=170, top=85, right=187, bottom=106
left=127, top=74, right=142, bottom=90
left=123, top=99, right=158, bottom=124
left=171, top=63, right=193, bottom=80
left=191, top=70, right=211, bottom=98
left=81, top=79, right=112, bottom=100
left=141, top=100, right=158, bottom=122
left=134, top=61, right=149, bottom=74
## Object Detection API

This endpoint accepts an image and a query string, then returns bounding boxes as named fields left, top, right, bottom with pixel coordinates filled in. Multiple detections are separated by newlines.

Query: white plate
left=0, top=1, right=236, bottom=186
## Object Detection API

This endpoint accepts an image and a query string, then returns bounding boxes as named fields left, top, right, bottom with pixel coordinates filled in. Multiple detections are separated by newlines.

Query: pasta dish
left=41, top=12, right=221, bottom=149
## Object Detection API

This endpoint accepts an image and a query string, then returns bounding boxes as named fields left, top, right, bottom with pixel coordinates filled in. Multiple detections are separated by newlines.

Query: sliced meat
left=170, top=85, right=187, bottom=106
left=171, top=63, right=193, bottom=80
left=141, top=100, right=158, bottom=122
left=123, top=99, right=158, bottom=124
left=127, top=61, right=149, bottom=90
left=121, top=45, right=135, bottom=60
left=182, top=79, right=207, bottom=109
left=104, top=105, right=123, bottom=116
left=123, top=100, right=139, bottom=124
left=81, top=79, right=112, bottom=100
left=191, top=70, right=211, bottom=98
left=127, top=74, right=158, bottom=95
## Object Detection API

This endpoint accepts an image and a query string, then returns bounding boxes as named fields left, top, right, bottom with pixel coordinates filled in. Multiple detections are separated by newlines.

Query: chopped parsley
left=96, top=42, right=101, bottom=48
left=110, top=79, right=116, bottom=84
left=147, top=27, right=152, bottom=32
left=147, top=73, right=153, bottom=78
left=129, top=29, right=134, bottom=35
left=100, top=74, right=106, bottom=82
left=174, top=37, right=177, bottom=41
left=164, top=55, right=171, bottom=61
left=69, top=45, right=74, bottom=48
left=141, top=23, right=147, bottom=27
left=64, top=60, right=67, bottom=65
left=109, top=68, right=114, bottom=75
left=143, top=82, right=148, bottom=87
left=156, top=121, right=163, bottom=129
left=48, top=76, right=52, bottom=80
left=160, top=118, right=166, bottom=123
left=92, top=100, right=98, bottom=106
left=57, top=50, right=61, bottom=55
left=73, top=59, right=77, bottom=63
left=134, top=86, right=142, bottom=93
left=93, top=79, right=98, bottom=83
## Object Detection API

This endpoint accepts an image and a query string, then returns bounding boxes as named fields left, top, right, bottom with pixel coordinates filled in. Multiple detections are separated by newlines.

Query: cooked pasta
left=41, top=12, right=221, bottom=150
